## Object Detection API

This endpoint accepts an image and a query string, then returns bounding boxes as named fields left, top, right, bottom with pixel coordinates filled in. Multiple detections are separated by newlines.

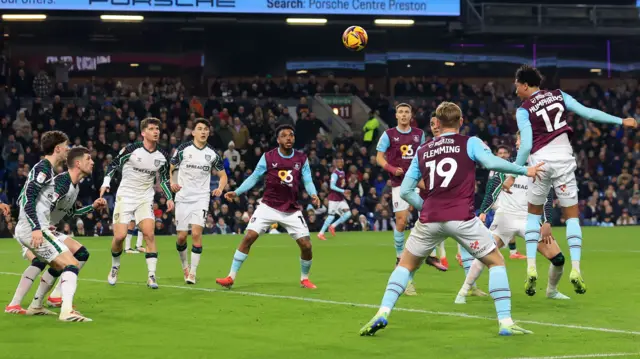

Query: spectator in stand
left=231, top=117, right=250, bottom=150
left=224, top=141, right=241, bottom=170
left=362, top=111, right=379, bottom=153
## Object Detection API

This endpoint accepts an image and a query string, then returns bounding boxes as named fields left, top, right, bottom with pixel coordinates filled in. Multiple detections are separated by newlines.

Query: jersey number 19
left=425, top=158, right=458, bottom=190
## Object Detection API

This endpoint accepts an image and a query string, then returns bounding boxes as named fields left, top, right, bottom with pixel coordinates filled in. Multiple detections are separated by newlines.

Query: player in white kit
left=101, top=118, right=174, bottom=289
left=455, top=132, right=570, bottom=302
left=504, top=65, right=637, bottom=295
left=170, top=118, right=227, bottom=284
left=12, top=146, right=106, bottom=322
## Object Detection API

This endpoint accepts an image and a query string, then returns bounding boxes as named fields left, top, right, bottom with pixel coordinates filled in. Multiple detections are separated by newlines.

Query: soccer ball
left=342, top=26, right=368, bottom=52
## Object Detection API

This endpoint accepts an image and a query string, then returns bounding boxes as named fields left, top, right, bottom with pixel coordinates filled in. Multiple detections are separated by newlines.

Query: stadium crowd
left=0, top=66, right=638, bottom=238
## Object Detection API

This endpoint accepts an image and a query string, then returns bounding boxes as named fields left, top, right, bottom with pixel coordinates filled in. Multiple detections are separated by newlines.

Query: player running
left=455, top=132, right=570, bottom=303
left=318, top=158, right=351, bottom=240
left=10, top=146, right=105, bottom=322
left=170, top=118, right=227, bottom=284
left=504, top=65, right=637, bottom=295
left=215, top=125, right=320, bottom=289
left=360, top=102, right=544, bottom=337
left=101, top=117, right=174, bottom=289
left=479, top=145, right=526, bottom=260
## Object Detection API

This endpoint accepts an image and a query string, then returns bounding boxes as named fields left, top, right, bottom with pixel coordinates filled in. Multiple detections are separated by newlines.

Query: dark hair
left=67, top=146, right=90, bottom=168
left=430, top=111, right=437, bottom=118
left=276, top=124, right=295, bottom=137
left=497, top=145, right=511, bottom=153
left=515, top=64, right=543, bottom=88
left=41, top=131, right=69, bottom=155
left=141, top=117, right=161, bottom=131
left=194, top=118, right=211, bottom=129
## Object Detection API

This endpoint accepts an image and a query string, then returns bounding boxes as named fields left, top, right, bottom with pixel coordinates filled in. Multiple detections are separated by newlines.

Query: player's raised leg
left=139, top=218, right=159, bottom=289
left=187, top=224, right=204, bottom=284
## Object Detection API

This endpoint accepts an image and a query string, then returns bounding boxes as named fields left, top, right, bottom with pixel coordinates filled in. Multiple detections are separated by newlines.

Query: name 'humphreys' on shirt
left=423, top=137, right=460, bottom=159
left=527, top=92, right=563, bottom=113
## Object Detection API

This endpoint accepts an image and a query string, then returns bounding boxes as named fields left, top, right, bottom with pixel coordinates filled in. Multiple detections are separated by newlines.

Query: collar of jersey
left=438, top=132, right=456, bottom=137
left=395, top=126, right=412, bottom=134
left=277, top=148, right=294, bottom=159
left=193, top=141, right=207, bottom=151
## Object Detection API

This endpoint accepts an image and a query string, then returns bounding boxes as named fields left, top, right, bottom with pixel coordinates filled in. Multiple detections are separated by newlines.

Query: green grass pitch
left=1, top=227, right=639, bottom=359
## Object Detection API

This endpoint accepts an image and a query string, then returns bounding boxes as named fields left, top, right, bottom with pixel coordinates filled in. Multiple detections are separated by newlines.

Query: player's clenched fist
left=92, top=198, right=107, bottom=210
left=171, top=184, right=182, bottom=193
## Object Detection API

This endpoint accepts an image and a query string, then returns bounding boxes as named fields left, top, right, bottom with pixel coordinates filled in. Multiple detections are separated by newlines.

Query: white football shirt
left=171, top=141, right=224, bottom=203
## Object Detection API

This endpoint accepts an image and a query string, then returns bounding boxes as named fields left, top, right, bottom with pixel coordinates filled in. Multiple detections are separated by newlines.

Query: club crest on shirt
left=413, top=135, right=420, bottom=142
left=154, top=159, right=162, bottom=167
left=294, top=162, right=300, bottom=171
left=205, top=155, right=211, bottom=161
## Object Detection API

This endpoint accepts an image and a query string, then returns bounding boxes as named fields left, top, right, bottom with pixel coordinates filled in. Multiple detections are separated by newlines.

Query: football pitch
left=1, top=227, right=639, bottom=359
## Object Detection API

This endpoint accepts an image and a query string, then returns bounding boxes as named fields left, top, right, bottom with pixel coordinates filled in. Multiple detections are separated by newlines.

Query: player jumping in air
left=456, top=132, right=570, bottom=303
left=360, top=102, right=544, bottom=337
left=101, top=117, right=174, bottom=289
left=318, top=157, right=352, bottom=240
left=504, top=65, right=637, bottom=295
left=215, top=125, right=320, bottom=289
left=170, top=118, right=227, bottom=284
left=10, top=146, right=105, bottom=322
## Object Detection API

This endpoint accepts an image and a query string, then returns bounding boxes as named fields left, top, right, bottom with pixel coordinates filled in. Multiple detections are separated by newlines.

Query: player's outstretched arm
left=234, top=154, right=267, bottom=196
left=514, top=108, right=533, bottom=167
left=399, top=156, right=424, bottom=210
left=479, top=173, right=505, bottom=214
left=468, top=137, right=528, bottom=177
left=561, top=91, right=623, bottom=125
left=329, top=173, right=344, bottom=193
left=101, top=143, right=137, bottom=193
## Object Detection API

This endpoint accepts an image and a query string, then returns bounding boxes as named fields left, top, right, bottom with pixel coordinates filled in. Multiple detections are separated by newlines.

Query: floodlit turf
left=1, top=227, right=640, bottom=359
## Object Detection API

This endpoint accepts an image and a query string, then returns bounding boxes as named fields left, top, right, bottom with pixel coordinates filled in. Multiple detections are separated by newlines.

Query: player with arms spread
left=504, top=65, right=637, bottom=295
left=170, top=118, right=227, bottom=284
left=456, top=132, right=570, bottom=302
left=318, top=157, right=352, bottom=240
left=11, top=146, right=106, bottom=322
left=215, top=125, right=320, bottom=289
left=101, top=117, right=174, bottom=289
left=360, top=102, right=544, bottom=337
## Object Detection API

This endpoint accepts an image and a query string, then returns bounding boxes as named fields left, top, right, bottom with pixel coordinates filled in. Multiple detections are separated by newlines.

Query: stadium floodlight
left=590, top=68, right=602, bottom=73
left=100, top=15, right=144, bottom=22
left=445, top=62, right=456, bottom=67
left=286, top=18, right=328, bottom=25
left=374, top=19, right=415, bottom=26
left=2, top=14, right=47, bottom=21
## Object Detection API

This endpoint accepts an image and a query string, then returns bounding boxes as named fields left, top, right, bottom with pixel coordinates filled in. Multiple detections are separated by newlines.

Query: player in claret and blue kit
left=504, top=65, right=637, bottom=296
left=318, top=157, right=352, bottom=240
left=216, top=125, right=320, bottom=289
left=360, top=102, right=544, bottom=337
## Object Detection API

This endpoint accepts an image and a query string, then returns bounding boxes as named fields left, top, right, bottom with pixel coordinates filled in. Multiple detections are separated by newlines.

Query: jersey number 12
left=535, top=103, right=566, bottom=132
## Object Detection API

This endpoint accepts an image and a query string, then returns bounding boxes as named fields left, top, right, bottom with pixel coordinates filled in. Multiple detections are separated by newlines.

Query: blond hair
left=435, top=102, right=462, bottom=128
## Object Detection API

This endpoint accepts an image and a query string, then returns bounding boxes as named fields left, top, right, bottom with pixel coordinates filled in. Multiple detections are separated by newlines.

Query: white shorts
left=15, top=236, right=29, bottom=260
left=406, top=217, right=496, bottom=259
left=391, top=186, right=419, bottom=213
left=328, top=200, right=350, bottom=216
left=113, top=199, right=154, bottom=225
left=175, top=199, right=210, bottom=231
left=15, top=223, right=69, bottom=263
left=528, top=144, right=578, bottom=207
left=246, top=203, right=310, bottom=240
left=490, top=212, right=526, bottom=248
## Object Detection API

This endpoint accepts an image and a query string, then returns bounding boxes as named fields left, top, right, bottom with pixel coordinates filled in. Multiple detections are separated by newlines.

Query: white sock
left=9, top=265, right=43, bottom=306
left=438, top=241, right=446, bottom=258
left=458, top=259, right=485, bottom=296
left=572, top=260, right=580, bottom=273
left=60, top=271, right=78, bottom=313
left=51, top=260, right=85, bottom=298
left=190, top=251, right=201, bottom=275
left=31, top=270, right=57, bottom=308
left=136, top=231, right=144, bottom=248
left=527, top=258, right=536, bottom=270
left=178, top=248, right=188, bottom=270
left=125, top=234, right=132, bottom=250
left=146, top=255, right=158, bottom=277
left=112, top=253, right=121, bottom=268
left=547, top=262, right=563, bottom=293
left=499, top=317, right=514, bottom=326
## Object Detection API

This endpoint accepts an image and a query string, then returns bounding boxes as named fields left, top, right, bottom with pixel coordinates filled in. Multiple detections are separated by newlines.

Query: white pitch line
left=506, top=353, right=640, bottom=359
left=0, top=271, right=639, bottom=336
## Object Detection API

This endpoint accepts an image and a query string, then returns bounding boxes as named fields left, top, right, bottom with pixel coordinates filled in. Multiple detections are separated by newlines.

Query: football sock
left=489, top=265, right=513, bottom=326
left=60, top=265, right=79, bottom=313
left=508, top=241, right=517, bottom=255
left=145, top=252, right=158, bottom=277
left=229, top=250, right=248, bottom=280
left=135, top=229, right=144, bottom=248
left=566, top=218, right=582, bottom=273
left=547, top=253, right=565, bottom=293
left=459, top=245, right=474, bottom=277
left=31, top=267, right=60, bottom=308
left=332, top=212, right=352, bottom=228
left=300, top=258, right=312, bottom=280
left=379, top=266, right=411, bottom=316
left=393, top=230, right=405, bottom=258
left=125, top=229, right=133, bottom=249
left=459, top=259, right=485, bottom=296
left=319, top=215, right=335, bottom=235
left=9, top=258, right=46, bottom=306
left=51, top=246, right=90, bottom=298
left=111, top=250, right=122, bottom=268
left=525, top=214, right=542, bottom=269
left=176, top=242, right=188, bottom=269
left=190, top=246, right=202, bottom=275
left=437, top=241, right=446, bottom=258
